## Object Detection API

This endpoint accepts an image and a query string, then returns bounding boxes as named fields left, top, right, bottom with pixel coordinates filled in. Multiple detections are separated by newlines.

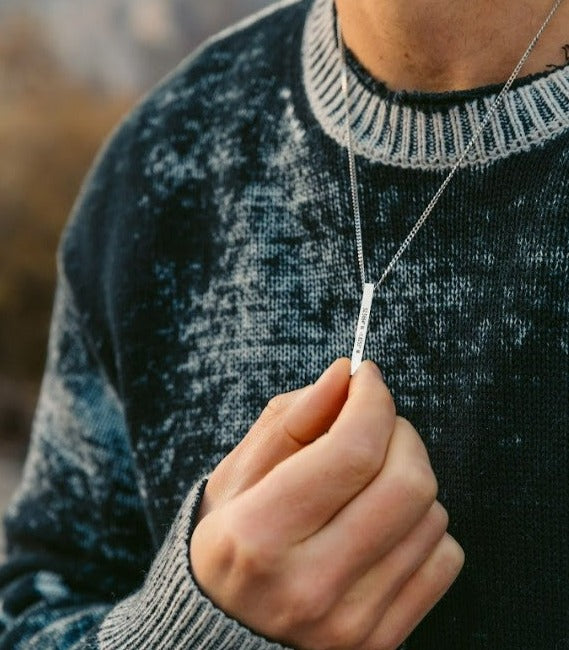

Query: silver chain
left=337, top=0, right=565, bottom=292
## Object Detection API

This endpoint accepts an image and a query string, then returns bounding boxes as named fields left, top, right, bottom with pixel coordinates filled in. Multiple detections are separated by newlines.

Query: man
left=1, top=0, right=567, bottom=647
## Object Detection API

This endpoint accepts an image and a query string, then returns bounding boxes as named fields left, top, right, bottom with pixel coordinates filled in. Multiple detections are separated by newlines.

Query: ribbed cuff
left=98, top=479, right=291, bottom=649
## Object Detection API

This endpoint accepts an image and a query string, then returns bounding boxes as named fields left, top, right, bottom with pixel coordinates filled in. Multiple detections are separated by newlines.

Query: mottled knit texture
left=1, top=0, right=568, bottom=648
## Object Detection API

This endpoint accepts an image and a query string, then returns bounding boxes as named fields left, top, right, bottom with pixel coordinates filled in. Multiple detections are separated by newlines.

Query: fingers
left=299, top=415, right=438, bottom=589
left=326, top=502, right=449, bottom=635
left=192, top=355, right=465, bottom=650
left=328, top=361, right=396, bottom=468
left=199, top=358, right=350, bottom=518
left=236, top=361, right=396, bottom=544
left=286, top=502, right=451, bottom=650
left=356, top=502, right=449, bottom=618
left=362, top=534, right=465, bottom=650
left=233, top=356, right=350, bottom=476
left=276, top=356, right=351, bottom=445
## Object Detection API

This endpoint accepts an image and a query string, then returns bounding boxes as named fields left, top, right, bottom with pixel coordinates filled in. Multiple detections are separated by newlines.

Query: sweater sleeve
left=0, top=270, right=290, bottom=650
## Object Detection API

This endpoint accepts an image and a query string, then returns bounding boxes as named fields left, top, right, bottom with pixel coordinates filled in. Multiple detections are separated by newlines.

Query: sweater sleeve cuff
left=97, top=478, right=292, bottom=649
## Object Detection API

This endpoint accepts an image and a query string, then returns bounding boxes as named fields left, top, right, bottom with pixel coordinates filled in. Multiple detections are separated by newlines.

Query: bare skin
left=191, top=360, right=464, bottom=650
left=335, top=0, right=569, bottom=92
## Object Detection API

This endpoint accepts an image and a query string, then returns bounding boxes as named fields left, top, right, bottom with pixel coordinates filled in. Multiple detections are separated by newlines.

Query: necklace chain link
left=337, top=0, right=565, bottom=292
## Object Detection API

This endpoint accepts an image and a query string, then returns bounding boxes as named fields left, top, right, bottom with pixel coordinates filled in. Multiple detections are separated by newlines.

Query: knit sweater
left=1, top=0, right=568, bottom=648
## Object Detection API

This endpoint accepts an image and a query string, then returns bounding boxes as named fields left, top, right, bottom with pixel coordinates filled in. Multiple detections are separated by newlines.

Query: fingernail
left=358, top=361, right=383, bottom=381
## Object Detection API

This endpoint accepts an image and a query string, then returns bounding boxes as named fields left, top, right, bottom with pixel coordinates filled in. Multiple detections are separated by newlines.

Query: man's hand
left=190, top=359, right=464, bottom=650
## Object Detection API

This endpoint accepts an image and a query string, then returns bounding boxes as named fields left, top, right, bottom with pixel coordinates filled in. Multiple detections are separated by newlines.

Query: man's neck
left=335, top=0, right=569, bottom=92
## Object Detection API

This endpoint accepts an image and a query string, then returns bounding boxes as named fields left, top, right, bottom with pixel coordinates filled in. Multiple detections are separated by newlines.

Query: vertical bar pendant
left=350, top=282, right=375, bottom=375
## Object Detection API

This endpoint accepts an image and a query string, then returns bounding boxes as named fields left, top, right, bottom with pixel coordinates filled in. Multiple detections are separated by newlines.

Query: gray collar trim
left=302, top=0, right=569, bottom=170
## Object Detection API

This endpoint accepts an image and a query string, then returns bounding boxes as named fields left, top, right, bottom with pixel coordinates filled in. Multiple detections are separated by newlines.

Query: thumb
left=201, top=358, right=350, bottom=516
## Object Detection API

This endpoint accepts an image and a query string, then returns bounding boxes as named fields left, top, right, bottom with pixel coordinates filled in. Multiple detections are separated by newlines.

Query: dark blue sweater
left=1, top=0, right=568, bottom=647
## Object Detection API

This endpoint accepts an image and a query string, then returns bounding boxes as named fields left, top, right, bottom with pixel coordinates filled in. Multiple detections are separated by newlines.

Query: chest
left=120, top=155, right=569, bottom=537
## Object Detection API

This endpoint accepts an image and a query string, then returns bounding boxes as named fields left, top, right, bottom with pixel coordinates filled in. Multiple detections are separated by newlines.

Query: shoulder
left=61, top=0, right=309, bottom=235
left=103, top=0, right=307, bottom=164
left=57, top=0, right=310, bottom=362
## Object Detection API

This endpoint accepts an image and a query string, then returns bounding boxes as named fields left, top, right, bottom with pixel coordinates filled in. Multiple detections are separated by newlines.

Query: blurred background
left=0, top=0, right=276, bottom=554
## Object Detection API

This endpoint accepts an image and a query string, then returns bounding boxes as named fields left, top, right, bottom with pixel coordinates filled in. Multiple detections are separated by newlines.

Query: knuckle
left=224, top=517, right=279, bottom=582
left=258, top=390, right=299, bottom=432
left=211, top=524, right=243, bottom=575
left=377, top=385, right=396, bottom=419
left=438, top=535, right=466, bottom=577
left=395, top=414, right=411, bottom=428
left=394, top=415, right=420, bottom=438
left=395, top=416, right=431, bottom=462
left=275, top=579, right=330, bottom=634
left=367, top=388, right=396, bottom=438
left=396, top=460, right=438, bottom=506
left=236, top=541, right=276, bottom=580
left=343, top=438, right=383, bottom=482
left=265, top=393, right=288, bottom=417
left=430, top=501, right=450, bottom=533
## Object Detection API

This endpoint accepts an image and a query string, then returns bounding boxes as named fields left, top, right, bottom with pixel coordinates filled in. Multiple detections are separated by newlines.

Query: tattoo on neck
left=546, top=43, right=569, bottom=71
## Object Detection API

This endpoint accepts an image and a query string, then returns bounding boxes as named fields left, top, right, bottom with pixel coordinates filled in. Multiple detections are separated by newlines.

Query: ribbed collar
left=302, top=0, right=569, bottom=170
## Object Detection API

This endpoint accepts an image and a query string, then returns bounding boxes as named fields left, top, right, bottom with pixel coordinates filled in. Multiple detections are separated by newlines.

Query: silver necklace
left=337, top=0, right=565, bottom=374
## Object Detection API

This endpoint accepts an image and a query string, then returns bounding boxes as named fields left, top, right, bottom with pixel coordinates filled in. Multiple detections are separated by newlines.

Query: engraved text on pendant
left=350, top=283, right=375, bottom=375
